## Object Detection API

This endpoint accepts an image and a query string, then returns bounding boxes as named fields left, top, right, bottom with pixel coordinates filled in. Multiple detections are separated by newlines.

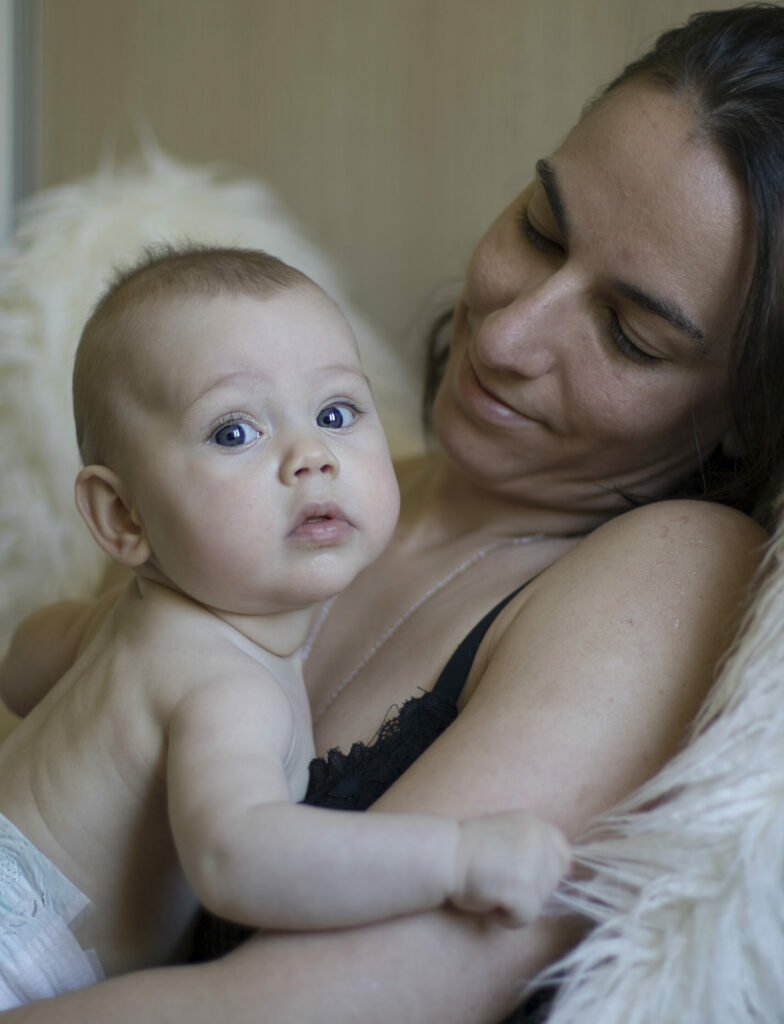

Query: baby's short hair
left=73, top=245, right=315, bottom=466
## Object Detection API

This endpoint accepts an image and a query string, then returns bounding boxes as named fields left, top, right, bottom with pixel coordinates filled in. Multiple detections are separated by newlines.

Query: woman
left=2, top=5, right=781, bottom=1022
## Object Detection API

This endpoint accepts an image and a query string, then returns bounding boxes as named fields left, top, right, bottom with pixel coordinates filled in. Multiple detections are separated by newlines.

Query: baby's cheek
left=363, top=473, right=399, bottom=555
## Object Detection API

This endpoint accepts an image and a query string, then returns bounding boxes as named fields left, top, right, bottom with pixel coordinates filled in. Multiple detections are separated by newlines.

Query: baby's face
left=115, top=286, right=400, bottom=614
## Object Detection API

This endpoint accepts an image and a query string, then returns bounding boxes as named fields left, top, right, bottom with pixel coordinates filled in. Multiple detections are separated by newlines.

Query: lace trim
left=304, top=688, right=458, bottom=811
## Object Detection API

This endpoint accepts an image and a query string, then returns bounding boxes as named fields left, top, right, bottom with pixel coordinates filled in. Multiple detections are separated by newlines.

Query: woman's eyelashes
left=519, top=207, right=563, bottom=254
left=606, top=311, right=659, bottom=364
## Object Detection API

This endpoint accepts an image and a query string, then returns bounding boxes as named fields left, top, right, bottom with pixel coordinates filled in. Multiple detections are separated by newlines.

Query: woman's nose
left=474, top=269, right=574, bottom=379
left=278, top=432, right=340, bottom=485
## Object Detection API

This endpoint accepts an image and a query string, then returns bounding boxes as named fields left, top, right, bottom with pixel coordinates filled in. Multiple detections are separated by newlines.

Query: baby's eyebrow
left=317, top=363, right=372, bottom=387
left=186, top=364, right=370, bottom=411
left=187, top=370, right=250, bottom=408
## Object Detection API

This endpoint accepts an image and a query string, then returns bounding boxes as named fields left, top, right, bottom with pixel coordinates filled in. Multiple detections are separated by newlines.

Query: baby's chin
left=150, top=542, right=382, bottom=617
left=278, top=549, right=383, bottom=603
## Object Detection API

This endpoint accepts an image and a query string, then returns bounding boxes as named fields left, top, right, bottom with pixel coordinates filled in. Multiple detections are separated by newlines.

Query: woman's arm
left=168, top=676, right=569, bottom=930
left=1, top=500, right=765, bottom=1023
left=389, top=500, right=765, bottom=830
left=0, top=565, right=129, bottom=717
left=0, top=913, right=581, bottom=1024
left=0, top=599, right=99, bottom=716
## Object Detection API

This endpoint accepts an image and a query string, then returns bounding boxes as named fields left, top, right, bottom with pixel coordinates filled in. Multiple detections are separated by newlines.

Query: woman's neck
left=394, top=449, right=604, bottom=549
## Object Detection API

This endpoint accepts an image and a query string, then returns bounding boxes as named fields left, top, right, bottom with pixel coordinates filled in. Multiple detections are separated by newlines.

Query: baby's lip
left=288, top=501, right=353, bottom=536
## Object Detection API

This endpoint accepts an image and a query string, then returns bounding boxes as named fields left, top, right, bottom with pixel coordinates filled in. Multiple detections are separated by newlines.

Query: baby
left=0, top=246, right=570, bottom=1006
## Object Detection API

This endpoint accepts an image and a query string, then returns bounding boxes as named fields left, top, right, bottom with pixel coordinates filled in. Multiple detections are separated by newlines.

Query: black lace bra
left=303, top=582, right=525, bottom=811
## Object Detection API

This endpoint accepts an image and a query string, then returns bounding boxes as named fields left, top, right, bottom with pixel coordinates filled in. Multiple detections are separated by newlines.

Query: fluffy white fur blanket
left=542, top=517, right=784, bottom=1023
left=0, top=148, right=421, bottom=649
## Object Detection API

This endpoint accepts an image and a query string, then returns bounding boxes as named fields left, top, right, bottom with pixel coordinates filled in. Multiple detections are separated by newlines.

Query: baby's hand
left=450, top=810, right=571, bottom=928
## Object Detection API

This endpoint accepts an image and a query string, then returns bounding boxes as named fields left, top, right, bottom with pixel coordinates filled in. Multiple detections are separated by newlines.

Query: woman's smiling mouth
left=458, top=354, right=547, bottom=430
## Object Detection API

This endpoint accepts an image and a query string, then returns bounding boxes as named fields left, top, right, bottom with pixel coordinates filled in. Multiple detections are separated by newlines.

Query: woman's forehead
left=543, top=82, right=753, bottom=352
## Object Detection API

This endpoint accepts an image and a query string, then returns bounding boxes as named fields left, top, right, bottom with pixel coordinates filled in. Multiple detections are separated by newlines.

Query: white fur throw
left=0, top=148, right=421, bottom=650
left=542, top=518, right=784, bottom=1023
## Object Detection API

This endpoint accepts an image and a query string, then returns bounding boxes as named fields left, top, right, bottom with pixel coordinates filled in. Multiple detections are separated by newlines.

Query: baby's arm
left=167, top=676, right=569, bottom=931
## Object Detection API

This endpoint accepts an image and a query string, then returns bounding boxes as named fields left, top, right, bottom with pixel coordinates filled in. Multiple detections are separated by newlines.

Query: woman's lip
left=458, top=355, right=544, bottom=428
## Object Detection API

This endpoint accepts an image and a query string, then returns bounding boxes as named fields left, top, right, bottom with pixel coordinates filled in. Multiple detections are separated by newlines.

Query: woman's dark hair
left=425, top=4, right=784, bottom=527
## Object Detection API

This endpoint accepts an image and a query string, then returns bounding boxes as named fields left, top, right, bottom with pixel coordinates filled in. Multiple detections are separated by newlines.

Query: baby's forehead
left=116, top=286, right=364, bottom=398
left=129, top=283, right=355, bottom=342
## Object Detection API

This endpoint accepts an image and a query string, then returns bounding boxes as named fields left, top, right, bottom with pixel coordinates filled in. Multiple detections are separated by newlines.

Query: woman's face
left=433, top=82, right=753, bottom=516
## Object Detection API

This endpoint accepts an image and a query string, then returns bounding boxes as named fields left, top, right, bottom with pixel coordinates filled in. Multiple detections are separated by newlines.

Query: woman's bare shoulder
left=579, top=498, right=766, bottom=554
left=528, top=499, right=766, bottom=609
left=507, top=499, right=766, bottom=680
left=435, top=500, right=767, bottom=834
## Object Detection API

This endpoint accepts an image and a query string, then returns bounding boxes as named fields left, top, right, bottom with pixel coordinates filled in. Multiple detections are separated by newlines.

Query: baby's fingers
left=453, top=810, right=571, bottom=928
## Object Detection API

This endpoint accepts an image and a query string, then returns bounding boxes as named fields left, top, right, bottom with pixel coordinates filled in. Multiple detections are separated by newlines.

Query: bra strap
left=431, top=581, right=530, bottom=704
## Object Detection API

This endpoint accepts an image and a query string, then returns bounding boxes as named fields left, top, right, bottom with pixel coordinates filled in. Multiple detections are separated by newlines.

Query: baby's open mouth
left=288, top=503, right=353, bottom=542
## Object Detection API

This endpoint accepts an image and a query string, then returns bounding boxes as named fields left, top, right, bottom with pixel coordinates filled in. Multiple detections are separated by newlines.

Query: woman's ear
left=74, top=465, right=152, bottom=568
left=720, top=426, right=745, bottom=460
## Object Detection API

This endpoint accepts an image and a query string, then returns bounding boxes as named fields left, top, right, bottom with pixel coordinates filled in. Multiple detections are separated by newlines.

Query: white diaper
left=0, top=812, right=104, bottom=1008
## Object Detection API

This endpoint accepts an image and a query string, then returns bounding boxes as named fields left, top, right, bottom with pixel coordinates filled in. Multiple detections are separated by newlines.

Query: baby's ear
left=74, top=465, right=151, bottom=568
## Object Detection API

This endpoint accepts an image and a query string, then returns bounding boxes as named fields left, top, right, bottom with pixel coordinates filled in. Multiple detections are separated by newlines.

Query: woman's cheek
left=465, top=221, right=531, bottom=321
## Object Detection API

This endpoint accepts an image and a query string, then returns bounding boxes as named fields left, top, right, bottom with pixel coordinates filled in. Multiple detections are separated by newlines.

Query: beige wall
left=34, top=0, right=742, bottom=358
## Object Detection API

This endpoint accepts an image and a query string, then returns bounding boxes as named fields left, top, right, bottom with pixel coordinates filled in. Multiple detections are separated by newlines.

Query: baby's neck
left=214, top=604, right=319, bottom=660
left=132, top=576, right=320, bottom=660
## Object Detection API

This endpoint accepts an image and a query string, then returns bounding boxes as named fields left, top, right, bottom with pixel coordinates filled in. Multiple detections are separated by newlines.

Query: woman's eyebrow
left=536, top=156, right=708, bottom=352
left=612, top=280, right=707, bottom=352
left=535, top=158, right=569, bottom=237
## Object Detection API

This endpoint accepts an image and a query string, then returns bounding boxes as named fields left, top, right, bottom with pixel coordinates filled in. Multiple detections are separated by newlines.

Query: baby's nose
left=279, top=436, right=339, bottom=483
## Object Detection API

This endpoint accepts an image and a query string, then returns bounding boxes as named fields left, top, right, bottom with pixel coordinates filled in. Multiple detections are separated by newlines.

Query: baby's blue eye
left=317, top=404, right=357, bottom=430
left=212, top=421, right=260, bottom=447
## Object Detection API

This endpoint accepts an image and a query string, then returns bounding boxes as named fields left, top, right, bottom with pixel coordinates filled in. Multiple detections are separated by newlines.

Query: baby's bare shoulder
left=119, top=585, right=242, bottom=674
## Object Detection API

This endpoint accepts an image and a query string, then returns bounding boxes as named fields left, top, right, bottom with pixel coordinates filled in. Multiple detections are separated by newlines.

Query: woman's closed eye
left=211, top=419, right=261, bottom=448
left=518, top=208, right=563, bottom=254
left=606, top=310, right=660, bottom=365
left=316, top=403, right=360, bottom=430
left=520, top=204, right=660, bottom=366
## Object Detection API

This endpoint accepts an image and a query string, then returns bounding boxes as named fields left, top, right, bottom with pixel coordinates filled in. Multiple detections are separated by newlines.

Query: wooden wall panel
left=34, top=0, right=744, bottom=356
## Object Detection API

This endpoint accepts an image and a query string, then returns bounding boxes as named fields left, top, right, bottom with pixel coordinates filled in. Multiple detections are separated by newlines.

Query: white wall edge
left=0, top=0, right=14, bottom=241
